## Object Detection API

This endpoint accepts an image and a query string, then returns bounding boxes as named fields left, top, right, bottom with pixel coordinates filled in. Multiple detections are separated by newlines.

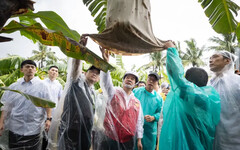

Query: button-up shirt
left=1, top=77, right=51, bottom=136
left=43, top=78, right=62, bottom=114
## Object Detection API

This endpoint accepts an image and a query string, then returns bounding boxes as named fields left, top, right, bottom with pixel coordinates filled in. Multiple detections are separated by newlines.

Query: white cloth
left=43, top=78, right=62, bottom=114
left=100, top=71, right=144, bottom=138
left=1, top=77, right=51, bottom=136
left=210, top=72, right=240, bottom=150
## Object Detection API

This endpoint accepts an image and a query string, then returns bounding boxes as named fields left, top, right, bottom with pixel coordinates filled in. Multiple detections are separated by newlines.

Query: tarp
left=87, top=0, right=166, bottom=55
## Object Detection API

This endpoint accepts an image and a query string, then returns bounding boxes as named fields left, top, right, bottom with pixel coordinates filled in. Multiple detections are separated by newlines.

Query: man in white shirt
left=99, top=47, right=144, bottom=150
left=42, top=65, right=62, bottom=150
left=209, top=51, right=240, bottom=150
left=0, top=60, right=52, bottom=150
left=44, top=66, right=62, bottom=114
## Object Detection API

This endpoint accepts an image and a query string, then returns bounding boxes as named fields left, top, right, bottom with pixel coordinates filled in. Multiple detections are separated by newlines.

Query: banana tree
left=0, top=11, right=114, bottom=72
left=82, top=0, right=240, bottom=42
left=0, top=55, right=25, bottom=86
left=200, top=0, right=240, bottom=41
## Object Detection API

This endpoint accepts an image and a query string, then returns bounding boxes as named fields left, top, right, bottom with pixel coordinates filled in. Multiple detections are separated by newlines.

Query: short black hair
left=137, top=81, right=146, bottom=86
left=48, top=65, right=59, bottom=70
left=21, top=60, right=37, bottom=68
left=185, top=67, right=208, bottom=87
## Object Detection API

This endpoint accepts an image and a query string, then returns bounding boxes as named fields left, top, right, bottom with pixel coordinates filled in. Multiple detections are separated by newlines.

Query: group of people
left=0, top=39, right=239, bottom=150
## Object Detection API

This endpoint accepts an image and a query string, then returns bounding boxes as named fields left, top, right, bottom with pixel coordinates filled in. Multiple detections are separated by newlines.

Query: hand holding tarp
left=100, top=46, right=110, bottom=62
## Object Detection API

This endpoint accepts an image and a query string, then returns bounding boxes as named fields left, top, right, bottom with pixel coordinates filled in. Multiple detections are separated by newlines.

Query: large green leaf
left=199, top=0, right=239, bottom=34
left=0, top=21, right=114, bottom=72
left=16, top=11, right=81, bottom=42
left=0, top=87, right=55, bottom=108
left=1, top=69, right=22, bottom=86
left=83, top=0, right=107, bottom=33
left=0, top=56, right=25, bottom=75
left=237, top=23, right=240, bottom=42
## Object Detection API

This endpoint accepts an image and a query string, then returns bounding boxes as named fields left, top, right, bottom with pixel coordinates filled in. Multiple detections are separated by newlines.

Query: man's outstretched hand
left=100, top=46, right=110, bottom=62
left=79, top=35, right=88, bottom=46
left=163, top=41, right=176, bottom=49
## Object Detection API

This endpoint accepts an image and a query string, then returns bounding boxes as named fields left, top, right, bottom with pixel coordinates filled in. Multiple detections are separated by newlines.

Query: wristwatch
left=46, top=117, right=52, bottom=121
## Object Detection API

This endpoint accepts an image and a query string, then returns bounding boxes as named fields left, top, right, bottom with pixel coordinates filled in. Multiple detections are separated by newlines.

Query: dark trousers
left=41, top=131, right=48, bottom=150
left=100, top=135, right=135, bottom=150
left=9, top=130, right=41, bottom=150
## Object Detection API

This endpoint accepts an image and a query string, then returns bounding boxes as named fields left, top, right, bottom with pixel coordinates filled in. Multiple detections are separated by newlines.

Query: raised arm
left=164, top=41, right=188, bottom=90
left=71, top=36, right=88, bottom=80
left=100, top=47, right=115, bottom=101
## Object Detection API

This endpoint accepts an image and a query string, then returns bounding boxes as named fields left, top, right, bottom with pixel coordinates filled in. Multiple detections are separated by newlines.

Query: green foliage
left=136, top=69, right=148, bottom=82
left=110, top=65, right=126, bottom=87
left=0, top=55, right=24, bottom=75
left=199, top=0, right=240, bottom=42
left=116, top=55, right=124, bottom=69
left=0, top=87, right=55, bottom=108
left=138, top=52, right=166, bottom=73
left=208, top=33, right=239, bottom=53
left=0, top=20, right=114, bottom=72
left=0, top=56, right=25, bottom=86
left=83, top=0, right=107, bottom=33
left=181, top=38, right=206, bottom=67
left=199, top=0, right=239, bottom=33
left=237, top=23, right=240, bottom=42
left=30, top=43, right=58, bottom=68
left=83, top=0, right=240, bottom=42
left=18, top=11, right=81, bottom=42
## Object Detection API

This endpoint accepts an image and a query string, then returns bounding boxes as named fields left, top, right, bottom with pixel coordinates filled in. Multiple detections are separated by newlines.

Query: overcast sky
left=0, top=0, right=239, bottom=70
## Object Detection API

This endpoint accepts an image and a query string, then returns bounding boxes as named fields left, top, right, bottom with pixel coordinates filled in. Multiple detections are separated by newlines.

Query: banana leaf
left=83, top=0, right=107, bottom=33
left=199, top=0, right=239, bottom=34
left=0, top=20, right=114, bottom=72
left=237, top=23, right=240, bottom=42
left=0, top=87, right=55, bottom=108
left=0, top=55, right=24, bottom=75
left=16, top=11, right=81, bottom=42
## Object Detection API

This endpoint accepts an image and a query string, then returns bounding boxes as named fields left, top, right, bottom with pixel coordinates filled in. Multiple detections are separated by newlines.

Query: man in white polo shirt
left=42, top=65, right=62, bottom=150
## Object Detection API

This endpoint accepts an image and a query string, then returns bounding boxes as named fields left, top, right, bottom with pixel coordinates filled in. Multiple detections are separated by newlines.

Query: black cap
left=148, top=72, right=161, bottom=80
left=87, top=65, right=100, bottom=73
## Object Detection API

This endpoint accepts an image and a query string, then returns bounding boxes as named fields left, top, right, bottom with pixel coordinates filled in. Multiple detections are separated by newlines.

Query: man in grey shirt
left=0, top=60, right=52, bottom=150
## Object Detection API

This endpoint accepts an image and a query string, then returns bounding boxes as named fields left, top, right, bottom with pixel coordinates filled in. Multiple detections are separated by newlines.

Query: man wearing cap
left=58, top=36, right=100, bottom=150
left=209, top=51, right=240, bottom=150
left=100, top=48, right=144, bottom=150
left=133, top=72, right=162, bottom=150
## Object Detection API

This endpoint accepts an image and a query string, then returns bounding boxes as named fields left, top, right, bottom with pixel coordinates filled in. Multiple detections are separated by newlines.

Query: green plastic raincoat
left=159, top=47, right=221, bottom=150
left=133, top=87, right=162, bottom=150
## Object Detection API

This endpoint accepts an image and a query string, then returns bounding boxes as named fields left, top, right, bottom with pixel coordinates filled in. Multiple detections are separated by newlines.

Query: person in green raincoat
left=159, top=41, right=221, bottom=150
left=133, top=72, right=162, bottom=150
